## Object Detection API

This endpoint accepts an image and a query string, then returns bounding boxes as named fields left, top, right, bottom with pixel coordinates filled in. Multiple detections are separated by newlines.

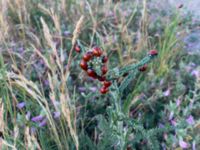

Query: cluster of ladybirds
left=74, top=44, right=112, bottom=94
left=75, top=44, right=158, bottom=94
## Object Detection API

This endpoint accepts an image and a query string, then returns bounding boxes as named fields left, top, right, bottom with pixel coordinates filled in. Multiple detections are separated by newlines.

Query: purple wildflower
left=192, top=141, right=196, bottom=150
left=39, top=118, right=47, bottom=127
left=16, top=102, right=26, bottom=109
left=191, top=70, right=199, bottom=78
left=185, top=65, right=192, bottom=73
left=89, top=87, right=97, bottom=92
left=176, top=98, right=181, bottom=107
left=63, top=31, right=71, bottom=37
left=105, top=11, right=114, bottom=17
left=169, top=111, right=174, bottom=120
left=158, top=123, right=164, bottom=128
left=186, top=115, right=195, bottom=125
left=53, top=111, right=61, bottom=119
left=159, top=79, right=164, bottom=86
left=31, top=115, right=44, bottom=122
left=18, top=47, right=24, bottom=53
left=163, top=89, right=170, bottom=97
left=171, top=119, right=177, bottom=126
left=38, top=59, right=45, bottom=66
left=78, top=87, right=86, bottom=92
left=44, top=80, right=49, bottom=86
left=179, top=140, right=189, bottom=149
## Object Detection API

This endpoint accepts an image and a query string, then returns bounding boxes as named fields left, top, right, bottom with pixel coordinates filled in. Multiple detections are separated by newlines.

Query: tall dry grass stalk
left=60, top=15, right=85, bottom=150
left=7, top=70, right=63, bottom=149
left=4, top=12, right=81, bottom=149
left=40, top=17, right=62, bottom=72
left=137, top=0, right=149, bottom=51
left=0, top=98, right=4, bottom=149
left=24, top=126, right=42, bottom=150
left=72, top=15, right=85, bottom=46
left=65, top=15, right=84, bottom=75
left=6, top=0, right=28, bottom=40
left=0, top=0, right=9, bottom=43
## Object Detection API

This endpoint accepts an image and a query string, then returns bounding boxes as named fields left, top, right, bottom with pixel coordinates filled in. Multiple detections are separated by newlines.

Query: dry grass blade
left=0, top=98, right=4, bottom=149
left=7, top=72, right=63, bottom=148
left=0, top=0, right=9, bottom=42
left=72, top=15, right=85, bottom=46
left=60, top=93, right=79, bottom=150
left=65, top=15, right=84, bottom=75
left=40, top=17, right=62, bottom=71
left=24, top=126, right=42, bottom=150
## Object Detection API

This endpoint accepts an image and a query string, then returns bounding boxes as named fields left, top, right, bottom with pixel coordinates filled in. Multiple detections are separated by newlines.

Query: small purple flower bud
left=53, top=111, right=61, bottom=119
left=163, top=89, right=170, bottom=97
left=176, top=99, right=181, bottom=107
left=191, top=70, right=199, bottom=78
left=26, top=111, right=31, bottom=120
left=44, top=80, right=49, bottom=86
left=171, top=119, right=177, bottom=126
left=185, top=66, right=192, bottom=73
left=63, top=31, right=71, bottom=37
left=31, top=115, right=44, bottom=122
left=159, top=79, right=164, bottom=86
left=179, top=140, right=189, bottom=149
left=38, top=59, right=44, bottom=65
left=39, top=118, right=47, bottom=127
left=169, top=111, right=174, bottom=120
left=105, top=11, right=114, bottom=17
left=186, top=115, right=195, bottom=125
left=158, top=123, right=164, bottom=128
left=89, top=87, right=97, bottom=92
left=16, top=102, right=26, bottom=109
left=78, top=87, right=86, bottom=92
left=192, top=141, right=196, bottom=150
left=18, top=47, right=24, bottom=53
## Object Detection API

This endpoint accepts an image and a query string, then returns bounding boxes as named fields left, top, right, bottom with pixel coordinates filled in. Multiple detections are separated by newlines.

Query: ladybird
left=80, top=60, right=88, bottom=70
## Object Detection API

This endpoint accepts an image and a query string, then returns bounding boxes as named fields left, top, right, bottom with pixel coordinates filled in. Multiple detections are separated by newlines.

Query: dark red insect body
left=93, top=47, right=103, bottom=57
left=101, top=65, right=108, bottom=75
left=139, top=64, right=148, bottom=72
left=149, top=50, right=158, bottom=56
left=80, top=60, right=88, bottom=70
left=74, top=45, right=81, bottom=53
left=103, top=81, right=112, bottom=87
left=87, top=69, right=97, bottom=78
left=100, top=86, right=109, bottom=94
left=83, top=51, right=93, bottom=61
left=102, top=56, right=108, bottom=63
